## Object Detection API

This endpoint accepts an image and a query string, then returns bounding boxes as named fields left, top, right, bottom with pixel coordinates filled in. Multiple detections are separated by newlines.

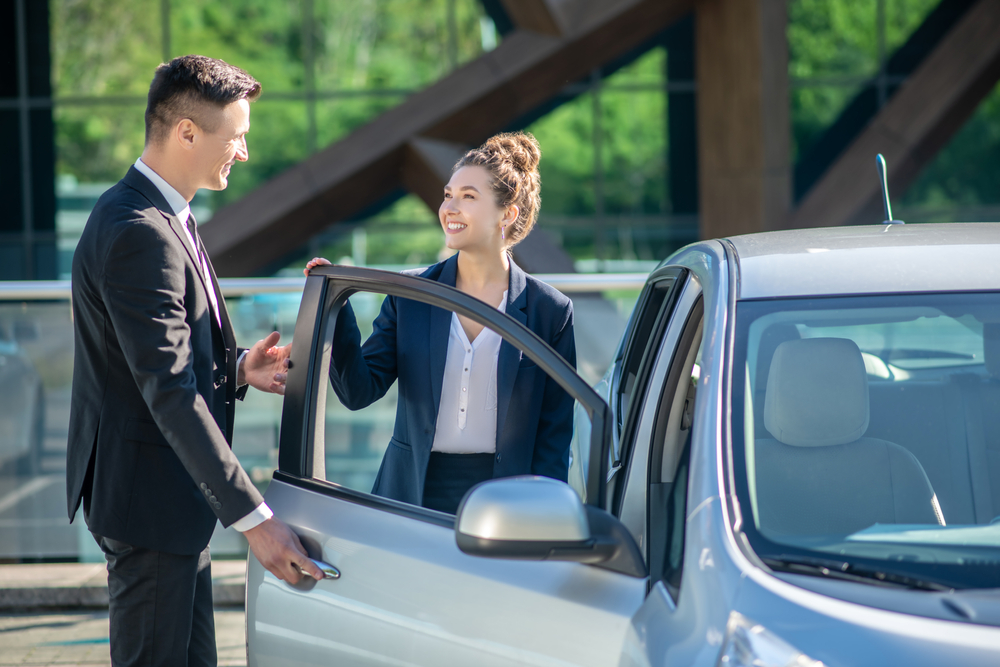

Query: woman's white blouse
left=431, top=291, right=508, bottom=453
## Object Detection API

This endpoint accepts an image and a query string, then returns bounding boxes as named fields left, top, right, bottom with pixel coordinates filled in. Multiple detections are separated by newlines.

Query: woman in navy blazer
left=307, top=132, right=576, bottom=512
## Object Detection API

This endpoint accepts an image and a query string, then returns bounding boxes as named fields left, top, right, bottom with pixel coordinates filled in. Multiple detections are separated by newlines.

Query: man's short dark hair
left=145, top=55, right=261, bottom=145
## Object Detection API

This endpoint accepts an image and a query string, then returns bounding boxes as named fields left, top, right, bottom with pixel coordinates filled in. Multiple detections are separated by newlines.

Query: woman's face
left=439, top=166, right=514, bottom=253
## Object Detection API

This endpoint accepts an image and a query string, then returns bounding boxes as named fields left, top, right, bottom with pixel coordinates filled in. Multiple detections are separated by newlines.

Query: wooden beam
left=695, top=0, right=790, bottom=239
left=401, top=137, right=468, bottom=211
left=201, top=0, right=693, bottom=276
left=787, top=0, right=1000, bottom=229
left=499, top=0, right=566, bottom=36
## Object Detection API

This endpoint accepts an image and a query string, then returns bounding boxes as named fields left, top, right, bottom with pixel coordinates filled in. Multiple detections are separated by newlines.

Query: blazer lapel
left=169, top=216, right=213, bottom=297
left=496, top=260, right=528, bottom=442
left=165, top=215, right=228, bottom=348
left=204, top=252, right=236, bottom=354
left=124, top=169, right=221, bottom=339
left=428, top=256, right=458, bottom=419
left=124, top=169, right=211, bottom=292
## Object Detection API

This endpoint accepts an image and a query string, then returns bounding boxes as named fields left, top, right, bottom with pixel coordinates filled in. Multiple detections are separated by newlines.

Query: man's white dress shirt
left=134, top=158, right=272, bottom=532
left=431, top=291, right=507, bottom=453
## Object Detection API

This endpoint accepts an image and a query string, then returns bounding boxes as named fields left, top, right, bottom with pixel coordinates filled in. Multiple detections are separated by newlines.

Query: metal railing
left=0, top=273, right=648, bottom=301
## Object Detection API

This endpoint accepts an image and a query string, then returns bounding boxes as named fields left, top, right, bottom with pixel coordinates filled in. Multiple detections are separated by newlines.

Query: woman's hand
left=304, top=257, right=332, bottom=276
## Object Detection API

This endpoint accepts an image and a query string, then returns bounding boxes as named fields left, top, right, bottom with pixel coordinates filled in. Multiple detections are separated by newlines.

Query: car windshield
left=731, top=292, right=1000, bottom=590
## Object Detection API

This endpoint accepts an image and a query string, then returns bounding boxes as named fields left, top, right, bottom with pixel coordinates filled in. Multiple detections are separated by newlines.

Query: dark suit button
left=204, top=487, right=212, bottom=496
left=215, top=374, right=227, bottom=388
left=200, top=483, right=207, bottom=491
left=495, top=454, right=501, bottom=463
left=209, top=495, right=217, bottom=503
left=214, top=502, right=222, bottom=509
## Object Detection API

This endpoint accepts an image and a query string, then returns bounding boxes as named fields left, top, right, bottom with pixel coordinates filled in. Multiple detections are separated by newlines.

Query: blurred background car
left=0, top=321, right=45, bottom=477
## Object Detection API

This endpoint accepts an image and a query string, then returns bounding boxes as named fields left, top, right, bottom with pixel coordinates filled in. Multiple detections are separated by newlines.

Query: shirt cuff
left=237, top=349, right=249, bottom=386
left=231, top=502, right=273, bottom=532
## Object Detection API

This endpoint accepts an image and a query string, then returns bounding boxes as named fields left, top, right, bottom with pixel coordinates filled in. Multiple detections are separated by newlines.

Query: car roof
left=724, top=222, right=1000, bottom=299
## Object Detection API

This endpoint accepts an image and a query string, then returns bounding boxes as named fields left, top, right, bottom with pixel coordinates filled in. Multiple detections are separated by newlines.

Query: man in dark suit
left=67, top=55, right=321, bottom=667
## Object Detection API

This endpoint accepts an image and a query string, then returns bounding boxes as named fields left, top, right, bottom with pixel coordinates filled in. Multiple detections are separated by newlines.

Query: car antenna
left=876, top=154, right=904, bottom=224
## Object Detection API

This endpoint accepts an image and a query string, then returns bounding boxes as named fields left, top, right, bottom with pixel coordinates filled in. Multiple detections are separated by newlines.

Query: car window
left=308, top=286, right=596, bottom=513
left=612, top=271, right=685, bottom=467
left=732, top=292, right=1000, bottom=590
left=320, top=291, right=397, bottom=493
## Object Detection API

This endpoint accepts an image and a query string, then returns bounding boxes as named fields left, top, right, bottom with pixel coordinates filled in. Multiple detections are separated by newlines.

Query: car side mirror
left=455, top=476, right=647, bottom=578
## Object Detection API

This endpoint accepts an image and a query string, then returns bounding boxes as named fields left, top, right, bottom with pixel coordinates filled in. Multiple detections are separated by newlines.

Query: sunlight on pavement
left=0, top=608, right=246, bottom=666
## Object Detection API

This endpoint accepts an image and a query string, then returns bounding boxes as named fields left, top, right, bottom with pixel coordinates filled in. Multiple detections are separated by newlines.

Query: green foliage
left=528, top=49, right=667, bottom=218
left=528, top=99, right=595, bottom=217
left=788, top=0, right=1000, bottom=215
left=54, top=104, right=147, bottom=183
left=49, top=0, right=1000, bottom=270
left=788, top=0, right=938, bottom=159
left=50, top=0, right=488, bottom=199
left=51, top=0, right=164, bottom=96
left=901, top=83, right=1000, bottom=213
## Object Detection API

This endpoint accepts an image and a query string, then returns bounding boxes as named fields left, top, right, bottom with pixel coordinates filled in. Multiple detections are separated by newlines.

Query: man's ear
left=175, top=119, right=198, bottom=150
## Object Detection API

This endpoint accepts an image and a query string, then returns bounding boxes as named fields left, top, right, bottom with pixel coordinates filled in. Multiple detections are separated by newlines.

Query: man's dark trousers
left=95, top=534, right=216, bottom=667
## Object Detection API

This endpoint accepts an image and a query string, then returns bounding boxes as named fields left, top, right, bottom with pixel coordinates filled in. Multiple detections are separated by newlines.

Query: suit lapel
left=169, top=216, right=212, bottom=294
left=428, top=256, right=458, bottom=419
left=496, top=260, right=528, bottom=443
left=164, top=215, right=228, bottom=349
left=203, top=253, right=236, bottom=354
left=124, top=167, right=225, bottom=349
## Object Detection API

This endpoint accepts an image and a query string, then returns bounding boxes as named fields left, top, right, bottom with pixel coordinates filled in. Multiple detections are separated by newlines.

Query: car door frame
left=278, top=265, right=614, bottom=509
left=614, top=273, right=704, bottom=560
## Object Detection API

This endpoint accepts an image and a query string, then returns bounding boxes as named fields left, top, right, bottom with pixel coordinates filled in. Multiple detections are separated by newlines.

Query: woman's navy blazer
left=329, top=254, right=576, bottom=506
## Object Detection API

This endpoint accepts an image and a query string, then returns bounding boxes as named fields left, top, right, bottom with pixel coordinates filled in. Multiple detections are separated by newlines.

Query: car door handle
left=309, top=558, right=341, bottom=580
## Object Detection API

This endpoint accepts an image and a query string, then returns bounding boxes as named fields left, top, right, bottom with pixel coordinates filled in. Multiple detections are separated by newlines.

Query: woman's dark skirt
left=422, top=452, right=495, bottom=514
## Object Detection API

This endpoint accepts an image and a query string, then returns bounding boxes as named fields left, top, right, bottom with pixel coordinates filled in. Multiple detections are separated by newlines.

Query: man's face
left=193, top=98, right=250, bottom=191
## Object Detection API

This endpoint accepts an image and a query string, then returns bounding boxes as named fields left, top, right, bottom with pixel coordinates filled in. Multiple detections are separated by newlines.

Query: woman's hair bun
left=484, top=131, right=541, bottom=174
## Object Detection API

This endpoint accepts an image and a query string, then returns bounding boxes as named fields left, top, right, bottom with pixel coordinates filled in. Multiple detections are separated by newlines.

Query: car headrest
left=764, top=338, right=869, bottom=447
left=984, top=323, right=1000, bottom=378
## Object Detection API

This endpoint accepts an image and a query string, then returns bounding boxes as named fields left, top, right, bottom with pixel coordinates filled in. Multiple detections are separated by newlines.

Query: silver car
left=248, top=223, right=1000, bottom=666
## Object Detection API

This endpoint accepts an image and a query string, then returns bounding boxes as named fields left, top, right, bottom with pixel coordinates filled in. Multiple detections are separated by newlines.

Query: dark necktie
left=187, top=214, right=222, bottom=329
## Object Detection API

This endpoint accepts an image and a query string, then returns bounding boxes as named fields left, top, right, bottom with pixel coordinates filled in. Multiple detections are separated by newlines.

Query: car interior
left=745, top=307, right=1000, bottom=540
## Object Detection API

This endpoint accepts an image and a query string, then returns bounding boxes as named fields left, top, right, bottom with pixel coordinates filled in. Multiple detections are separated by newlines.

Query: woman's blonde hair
left=453, top=131, right=541, bottom=248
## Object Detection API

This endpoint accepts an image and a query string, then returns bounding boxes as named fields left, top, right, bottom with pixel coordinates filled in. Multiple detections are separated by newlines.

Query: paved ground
left=0, top=561, right=247, bottom=610
left=0, top=608, right=247, bottom=666
left=0, top=560, right=249, bottom=666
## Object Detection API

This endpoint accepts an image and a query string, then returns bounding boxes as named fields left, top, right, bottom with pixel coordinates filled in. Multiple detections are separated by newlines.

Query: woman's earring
left=501, top=226, right=506, bottom=240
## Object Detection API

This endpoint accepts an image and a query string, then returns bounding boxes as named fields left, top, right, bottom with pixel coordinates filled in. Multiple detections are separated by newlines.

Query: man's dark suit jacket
left=329, top=254, right=576, bottom=506
left=66, top=166, right=262, bottom=555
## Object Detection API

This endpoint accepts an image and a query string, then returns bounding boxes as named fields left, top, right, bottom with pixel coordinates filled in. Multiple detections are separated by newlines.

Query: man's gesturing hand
left=243, top=517, right=323, bottom=584
left=240, top=331, right=291, bottom=394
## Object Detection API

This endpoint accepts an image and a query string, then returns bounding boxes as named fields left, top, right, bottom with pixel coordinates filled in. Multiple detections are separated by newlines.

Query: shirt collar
left=134, top=158, right=192, bottom=225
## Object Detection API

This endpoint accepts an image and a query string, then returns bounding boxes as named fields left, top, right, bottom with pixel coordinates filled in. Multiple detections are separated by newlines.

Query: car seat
left=754, top=337, right=945, bottom=537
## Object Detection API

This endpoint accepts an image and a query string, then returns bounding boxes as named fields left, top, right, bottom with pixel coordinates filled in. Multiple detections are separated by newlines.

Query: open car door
left=246, top=266, right=648, bottom=667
